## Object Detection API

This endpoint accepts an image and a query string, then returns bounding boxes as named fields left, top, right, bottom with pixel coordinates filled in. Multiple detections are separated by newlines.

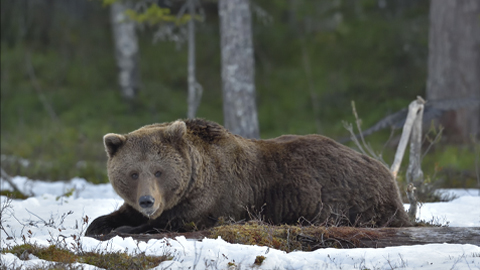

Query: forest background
left=1, top=0, right=479, bottom=192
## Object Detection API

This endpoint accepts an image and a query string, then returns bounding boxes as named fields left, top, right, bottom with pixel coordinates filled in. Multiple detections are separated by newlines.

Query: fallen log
left=88, top=226, right=480, bottom=250
left=358, top=227, right=480, bottom=248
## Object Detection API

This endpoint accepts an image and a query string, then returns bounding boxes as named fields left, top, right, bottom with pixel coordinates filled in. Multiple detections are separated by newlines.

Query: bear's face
left=103, top=121, right=192, bottom=219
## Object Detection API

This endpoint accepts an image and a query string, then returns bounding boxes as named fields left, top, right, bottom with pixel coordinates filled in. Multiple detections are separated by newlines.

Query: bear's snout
left=139, top=195, right=155, bottom=209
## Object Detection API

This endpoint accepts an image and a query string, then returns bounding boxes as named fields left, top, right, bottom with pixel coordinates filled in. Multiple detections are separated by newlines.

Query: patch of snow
left=1, top=176, right=121, bottom=199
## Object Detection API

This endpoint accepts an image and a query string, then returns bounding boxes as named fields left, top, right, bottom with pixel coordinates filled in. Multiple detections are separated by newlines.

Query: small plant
left=227, top=261, right=237, bottom=269
left=254, top=255, right=266, bottom=265
left=56, top=188, right=75, bottom=201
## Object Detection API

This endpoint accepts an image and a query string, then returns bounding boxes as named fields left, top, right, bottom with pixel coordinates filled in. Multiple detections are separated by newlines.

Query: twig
left=343, top=101, right=387, bottom=166
left=0, top=197, right=14, bottom=239
left=352, top=101, right=377, bottom=158
left=421, top=126, right=444, bottom=160
left=25, top=208, right=48, bottom=225
left=343, top=121, right=367, bottom=156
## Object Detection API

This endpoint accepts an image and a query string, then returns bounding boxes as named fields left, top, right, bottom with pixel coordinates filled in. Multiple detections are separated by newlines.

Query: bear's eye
left=155, top=171, right=162, bottom=178
left=131, top=173, right=139, bottom=180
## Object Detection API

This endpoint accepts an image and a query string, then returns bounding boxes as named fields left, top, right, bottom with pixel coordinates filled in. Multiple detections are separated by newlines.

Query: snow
left=1, top=176, right=479, bottom=270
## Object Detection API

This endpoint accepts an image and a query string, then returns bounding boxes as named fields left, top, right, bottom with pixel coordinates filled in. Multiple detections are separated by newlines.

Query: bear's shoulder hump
left=185, top=119, right=228, bottom=143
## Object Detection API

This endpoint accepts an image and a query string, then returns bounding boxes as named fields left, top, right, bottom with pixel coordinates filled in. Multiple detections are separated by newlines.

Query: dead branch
left=390, top=96, right=425, bottom=180
left=1, top=168, right=23, bottom=195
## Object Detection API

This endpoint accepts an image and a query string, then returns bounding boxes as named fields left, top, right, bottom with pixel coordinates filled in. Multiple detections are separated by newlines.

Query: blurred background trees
left=1, top=0, right=478, bottom=187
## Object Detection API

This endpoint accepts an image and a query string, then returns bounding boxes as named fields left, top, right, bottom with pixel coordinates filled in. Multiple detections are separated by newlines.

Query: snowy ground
left=1, top=176, right=479, bottom=270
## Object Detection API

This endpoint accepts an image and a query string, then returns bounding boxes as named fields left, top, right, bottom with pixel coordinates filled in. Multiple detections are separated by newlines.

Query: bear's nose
left=139, top=195, right=155, bottom=208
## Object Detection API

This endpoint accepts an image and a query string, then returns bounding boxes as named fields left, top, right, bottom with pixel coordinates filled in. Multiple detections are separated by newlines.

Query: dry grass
left=3, top=243, right=171, bottom=270
left=210, top=221, right=383, bottom=252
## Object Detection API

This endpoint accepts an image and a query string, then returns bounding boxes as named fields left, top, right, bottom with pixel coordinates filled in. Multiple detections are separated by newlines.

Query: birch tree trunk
left=110, top=0, right=140, bottom=100
left=187, top=0, right=202, bottom=119
left=219, top=0, right=260, bottom=139
left=426, top=0, right=480, bottom=142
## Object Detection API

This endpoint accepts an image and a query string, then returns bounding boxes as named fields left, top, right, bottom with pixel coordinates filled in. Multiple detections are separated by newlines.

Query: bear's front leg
left=113, top=223, right=155, bottom=234
left=85, top=203, right=148, bottom=236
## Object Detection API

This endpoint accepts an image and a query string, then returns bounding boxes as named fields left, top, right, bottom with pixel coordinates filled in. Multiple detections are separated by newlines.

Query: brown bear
left=85, top=119, right=411, bottom=236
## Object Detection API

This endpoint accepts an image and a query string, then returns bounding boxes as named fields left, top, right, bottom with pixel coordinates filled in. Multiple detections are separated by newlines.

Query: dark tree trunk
left=110, top=0, right=140, bottom=101
left=218, top=0, right=260, bottom=139
left=426, top=0, right=480, bottom=142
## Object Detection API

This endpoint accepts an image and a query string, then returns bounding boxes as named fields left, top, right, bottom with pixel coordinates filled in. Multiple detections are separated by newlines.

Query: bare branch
left=421, top=125, right=444, bottom=160
left=344, top=101, right=387, bottom=166
left=1, top=168, right=23, bottom=195
left=342, top=121, right=367, bottom=156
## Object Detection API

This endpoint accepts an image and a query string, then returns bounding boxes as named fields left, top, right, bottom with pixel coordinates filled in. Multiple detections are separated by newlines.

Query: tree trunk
left=218, top=0, right=260, bottom=139
left=110, top=0, right=140, bottom=101
left=187, top=0, right=202, bottom=119
left=426, top=0, right=480, bottom=142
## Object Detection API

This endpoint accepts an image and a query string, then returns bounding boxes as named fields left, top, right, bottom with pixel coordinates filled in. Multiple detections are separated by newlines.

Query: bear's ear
left=104, top=133, right=126, bottom=158
left=165, top=120, right=187, bottom=141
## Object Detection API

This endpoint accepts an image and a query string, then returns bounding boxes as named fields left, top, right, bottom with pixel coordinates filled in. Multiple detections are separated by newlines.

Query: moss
left=210, top=221, right=383, bottom=252
left=0, top=190, right=29, bottom=199
left=79, top=251, right=169, bottom=270
left=254, top=255, right=266, bottom=265
left=2, top=243, right=170, bottom=270
left=211, top=222, right=301, bottom=252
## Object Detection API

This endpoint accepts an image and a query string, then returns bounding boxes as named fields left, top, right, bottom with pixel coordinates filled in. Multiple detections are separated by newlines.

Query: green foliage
left=0, top=190, right=29, bottom=200
left=125, top=4, right=192, bottom=26
left=102, top=0, right=119, bottom=6
left=56, top=188, right=75, bottom=201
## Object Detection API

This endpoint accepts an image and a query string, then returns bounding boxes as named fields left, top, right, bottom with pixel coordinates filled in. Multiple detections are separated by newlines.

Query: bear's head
left=103, top=120, right=193, bottom=219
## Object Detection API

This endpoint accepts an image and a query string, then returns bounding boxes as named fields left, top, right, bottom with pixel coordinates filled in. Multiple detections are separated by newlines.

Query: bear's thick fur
left=86, top=119, right=410, bottom=236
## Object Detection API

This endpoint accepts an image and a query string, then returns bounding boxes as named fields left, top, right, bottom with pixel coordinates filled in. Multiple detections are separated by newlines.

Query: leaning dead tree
left=390, top=96, right=425, bottom=220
